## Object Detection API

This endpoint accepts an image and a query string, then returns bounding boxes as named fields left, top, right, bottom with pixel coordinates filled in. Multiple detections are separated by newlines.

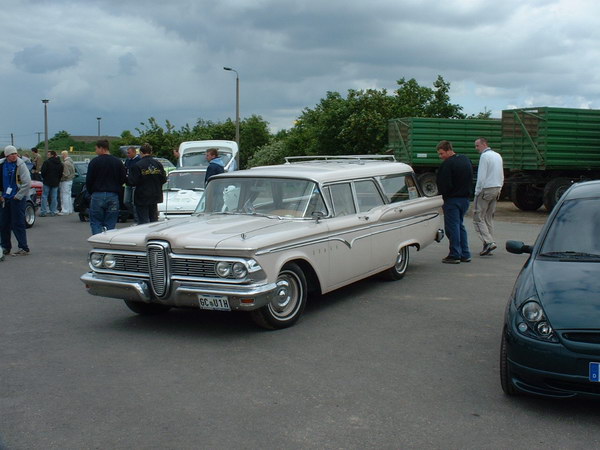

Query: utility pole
left=42, top=99, right=50, bottom=152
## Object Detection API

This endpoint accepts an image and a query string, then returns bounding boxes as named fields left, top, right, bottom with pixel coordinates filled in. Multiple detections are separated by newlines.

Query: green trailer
left=388, top=117, right=502, bottom=196
left=502, top=107, right=600, bottom=210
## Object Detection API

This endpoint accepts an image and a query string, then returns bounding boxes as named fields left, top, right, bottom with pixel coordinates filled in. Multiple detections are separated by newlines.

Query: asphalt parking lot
left=2, top=203, right=599, bottom=449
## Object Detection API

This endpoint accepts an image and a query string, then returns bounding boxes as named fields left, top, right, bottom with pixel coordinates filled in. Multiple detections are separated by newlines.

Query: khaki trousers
left=473, top=187, right=502, bottom=245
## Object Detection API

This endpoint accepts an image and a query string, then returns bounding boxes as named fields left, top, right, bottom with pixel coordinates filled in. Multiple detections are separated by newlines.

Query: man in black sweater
left=435, top=140, right=473, bottom=264
left=40, top=150, right=63, bottom=216
left=86, top=139, right=126, bottom=234
left=128, top=143, right=166, bottom=224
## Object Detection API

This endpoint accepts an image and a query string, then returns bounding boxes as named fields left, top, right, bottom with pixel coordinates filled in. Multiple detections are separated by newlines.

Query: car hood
left=88, top=214, right=321, bottom=253
left=533, top=259, right=600, bottom=329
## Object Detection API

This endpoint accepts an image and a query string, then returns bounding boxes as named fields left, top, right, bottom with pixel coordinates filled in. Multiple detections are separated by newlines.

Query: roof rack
left=284, top=155, right=396, bottom=164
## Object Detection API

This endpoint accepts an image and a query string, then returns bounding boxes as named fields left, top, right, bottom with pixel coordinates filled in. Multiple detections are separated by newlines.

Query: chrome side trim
left=256, top=212, right=440, bottom=255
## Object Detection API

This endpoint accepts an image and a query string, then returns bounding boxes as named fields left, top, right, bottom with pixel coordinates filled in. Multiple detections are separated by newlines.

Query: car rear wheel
left=500, top=330, right=518, bottom=396
left=25, top=201, right=36, bottom=228
left=250, top=263, right=307, bottom=329
left=383, top=246, right=409, bottom=280
left=124, top=300, right=171, bottom=315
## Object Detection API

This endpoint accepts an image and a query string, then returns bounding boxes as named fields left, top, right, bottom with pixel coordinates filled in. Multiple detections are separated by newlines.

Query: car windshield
left=539, top=198, right=600, bottom=259
left=182, top=150, right=233, bottom=168
left=164, top=171, right=205, bottom=191
left=195, top=177, right=327, bottom=218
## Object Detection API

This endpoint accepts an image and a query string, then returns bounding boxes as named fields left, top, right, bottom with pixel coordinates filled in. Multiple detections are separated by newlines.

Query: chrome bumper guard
left=80, top=272, right=278, bottom=311
left=435, top=228, right=445, bottom=242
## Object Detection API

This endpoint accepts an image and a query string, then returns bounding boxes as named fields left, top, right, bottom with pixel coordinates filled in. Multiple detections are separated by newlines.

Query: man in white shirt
left=473, top=137, right=504, bottom=256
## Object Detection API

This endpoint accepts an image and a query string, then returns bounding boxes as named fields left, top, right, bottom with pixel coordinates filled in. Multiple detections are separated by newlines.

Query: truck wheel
left=418, top=172, right=438, bottom=197
left=511, top=184, right=543, bottom=211
left=543, top=178, right=572, bottom=211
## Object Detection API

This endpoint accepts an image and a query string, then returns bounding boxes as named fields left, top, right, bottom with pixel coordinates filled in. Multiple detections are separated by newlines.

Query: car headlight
left=216, top=261, right=231, bottom=278
left=518, top=299, right=558, bottom=342
left=90, top=252, right=104, bottom=268
left=231, top=262, right=247, bottom=279
left=103, top=254, right=117, bottom=269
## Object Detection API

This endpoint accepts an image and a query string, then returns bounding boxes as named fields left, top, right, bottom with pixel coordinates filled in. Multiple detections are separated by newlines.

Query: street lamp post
left=42, top=99, right=50, bottom=152
left=97, top=117, right=102, bottom=137
left=223, top=67, right=240, bottom=168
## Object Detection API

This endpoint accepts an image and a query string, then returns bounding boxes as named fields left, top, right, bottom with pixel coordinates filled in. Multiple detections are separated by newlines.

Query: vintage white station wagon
left=81, top=156, right=444, bottom=329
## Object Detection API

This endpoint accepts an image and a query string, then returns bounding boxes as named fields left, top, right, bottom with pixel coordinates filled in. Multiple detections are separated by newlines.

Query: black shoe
left=460, top=257, right=472, bottom=262
left=442, top=256, right=460, bottom=264
left=2, top=248, right=10, bottom=255
left=480, top=242, right=497, bottom=256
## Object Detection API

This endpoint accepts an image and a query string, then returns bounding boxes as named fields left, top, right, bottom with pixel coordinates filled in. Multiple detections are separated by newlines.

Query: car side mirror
left=506, top=240, right=532, bottom=254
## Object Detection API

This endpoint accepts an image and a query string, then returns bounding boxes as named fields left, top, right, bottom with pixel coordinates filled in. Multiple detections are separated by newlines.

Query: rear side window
left=329, top=183, right=356, bottom=217
left=354, top=180, right=384, bottom=212
left=379, top=174, right=420, bottom=203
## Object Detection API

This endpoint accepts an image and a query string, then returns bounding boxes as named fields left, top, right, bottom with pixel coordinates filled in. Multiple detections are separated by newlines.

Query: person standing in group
left=172, top=146, right=180, bottom=167
left=123, top=146, right=140, bottom=224
left=86, top=139, right=126, bottom=235
left=58, top=150, right=76, bottom=215
left=40, top=150, right=63, bottom=217
left=30, top=147, right=42, bottom=180
left=0, top=146, right=32, bottom=257
left=127, top=143, right=166, bottom=224
left=436, top=140, right=474, bottom=264
left=473, top=137, right=504, bottom=256
left=205, top=148, right=225, bottom=186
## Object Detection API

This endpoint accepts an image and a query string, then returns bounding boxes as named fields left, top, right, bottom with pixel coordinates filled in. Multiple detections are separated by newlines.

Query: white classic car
left=158, top=168, right=205, bottom=219
left=81, top=156, right=444, bottom=329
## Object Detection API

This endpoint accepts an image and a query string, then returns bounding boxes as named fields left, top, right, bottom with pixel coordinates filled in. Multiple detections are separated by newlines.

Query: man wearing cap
left=0, top=145, right=32, bottom=257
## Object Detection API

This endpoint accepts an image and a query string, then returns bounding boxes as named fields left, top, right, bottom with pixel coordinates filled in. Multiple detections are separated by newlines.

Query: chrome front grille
left=171, top=258, right=218, bottom=278
left=147, top=242, right=169, bottom=297
left=114, top=254, right=149, bottom=273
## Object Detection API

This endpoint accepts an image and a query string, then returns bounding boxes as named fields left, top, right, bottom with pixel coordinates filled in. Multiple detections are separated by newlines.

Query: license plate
left=589, top=362, right=600, bottom=382
left=198, top=294, right=230, bottom=311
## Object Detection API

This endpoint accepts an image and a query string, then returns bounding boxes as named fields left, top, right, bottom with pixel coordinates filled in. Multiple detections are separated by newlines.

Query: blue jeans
left=89, top=192, right=120, bottom=235
left=443, top=197, right=471, bottom=259
left=41, top=184, right=59, bottom=215
left=0, top=197, right=29, bottom=252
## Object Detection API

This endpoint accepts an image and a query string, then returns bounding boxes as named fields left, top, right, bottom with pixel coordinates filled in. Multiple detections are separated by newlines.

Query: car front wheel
left=250, top=263, right=307, bottom=329
left=383, top=246, right=409, bottom=280
left=25, top=201, right=36, bottom=228
left=500, top=330, right=518, bottom=396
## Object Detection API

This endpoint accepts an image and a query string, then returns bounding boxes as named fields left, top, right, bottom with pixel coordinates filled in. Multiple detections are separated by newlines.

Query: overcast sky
left=2, top=0, right=599, bottom=149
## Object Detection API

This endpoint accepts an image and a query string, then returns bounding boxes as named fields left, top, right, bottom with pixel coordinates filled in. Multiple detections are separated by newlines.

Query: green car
left=501, top=180, right=600, bottom=398
left=72, top=161, right=89, bottom=198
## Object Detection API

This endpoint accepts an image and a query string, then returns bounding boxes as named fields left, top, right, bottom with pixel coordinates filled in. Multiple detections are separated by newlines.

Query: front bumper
left=81, top=272, right=278, bottom=311
left=504, top=318, right=600, bottom=398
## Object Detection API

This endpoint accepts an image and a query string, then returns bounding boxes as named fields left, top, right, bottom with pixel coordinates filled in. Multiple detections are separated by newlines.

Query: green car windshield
left=540, top=198, right=600, bottom=258
left=195, top=177, right=327, bottom=218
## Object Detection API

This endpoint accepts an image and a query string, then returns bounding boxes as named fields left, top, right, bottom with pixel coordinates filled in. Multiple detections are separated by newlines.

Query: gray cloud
left=12, top=45, right=81, bottom=74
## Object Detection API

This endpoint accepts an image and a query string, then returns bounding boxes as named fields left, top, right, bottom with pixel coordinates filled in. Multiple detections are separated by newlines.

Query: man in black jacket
left=86, top=140, right=126, bottom=234
left=435, top=140, right=473, bottom=264
left=40, top=150, right=63, bottom=216
left=128, top=143, right=166, bottom=224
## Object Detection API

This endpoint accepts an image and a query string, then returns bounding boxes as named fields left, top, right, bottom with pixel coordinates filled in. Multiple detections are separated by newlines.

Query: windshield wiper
left=539, top=251, right=600, bottom=259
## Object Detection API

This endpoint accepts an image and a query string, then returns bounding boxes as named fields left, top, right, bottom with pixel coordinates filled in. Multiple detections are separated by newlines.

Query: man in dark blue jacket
left=86, top=140, right=126, bottom=235
left=435, top=140, right=473, bottom=264
left=205, top=148, right=225, bottom=186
